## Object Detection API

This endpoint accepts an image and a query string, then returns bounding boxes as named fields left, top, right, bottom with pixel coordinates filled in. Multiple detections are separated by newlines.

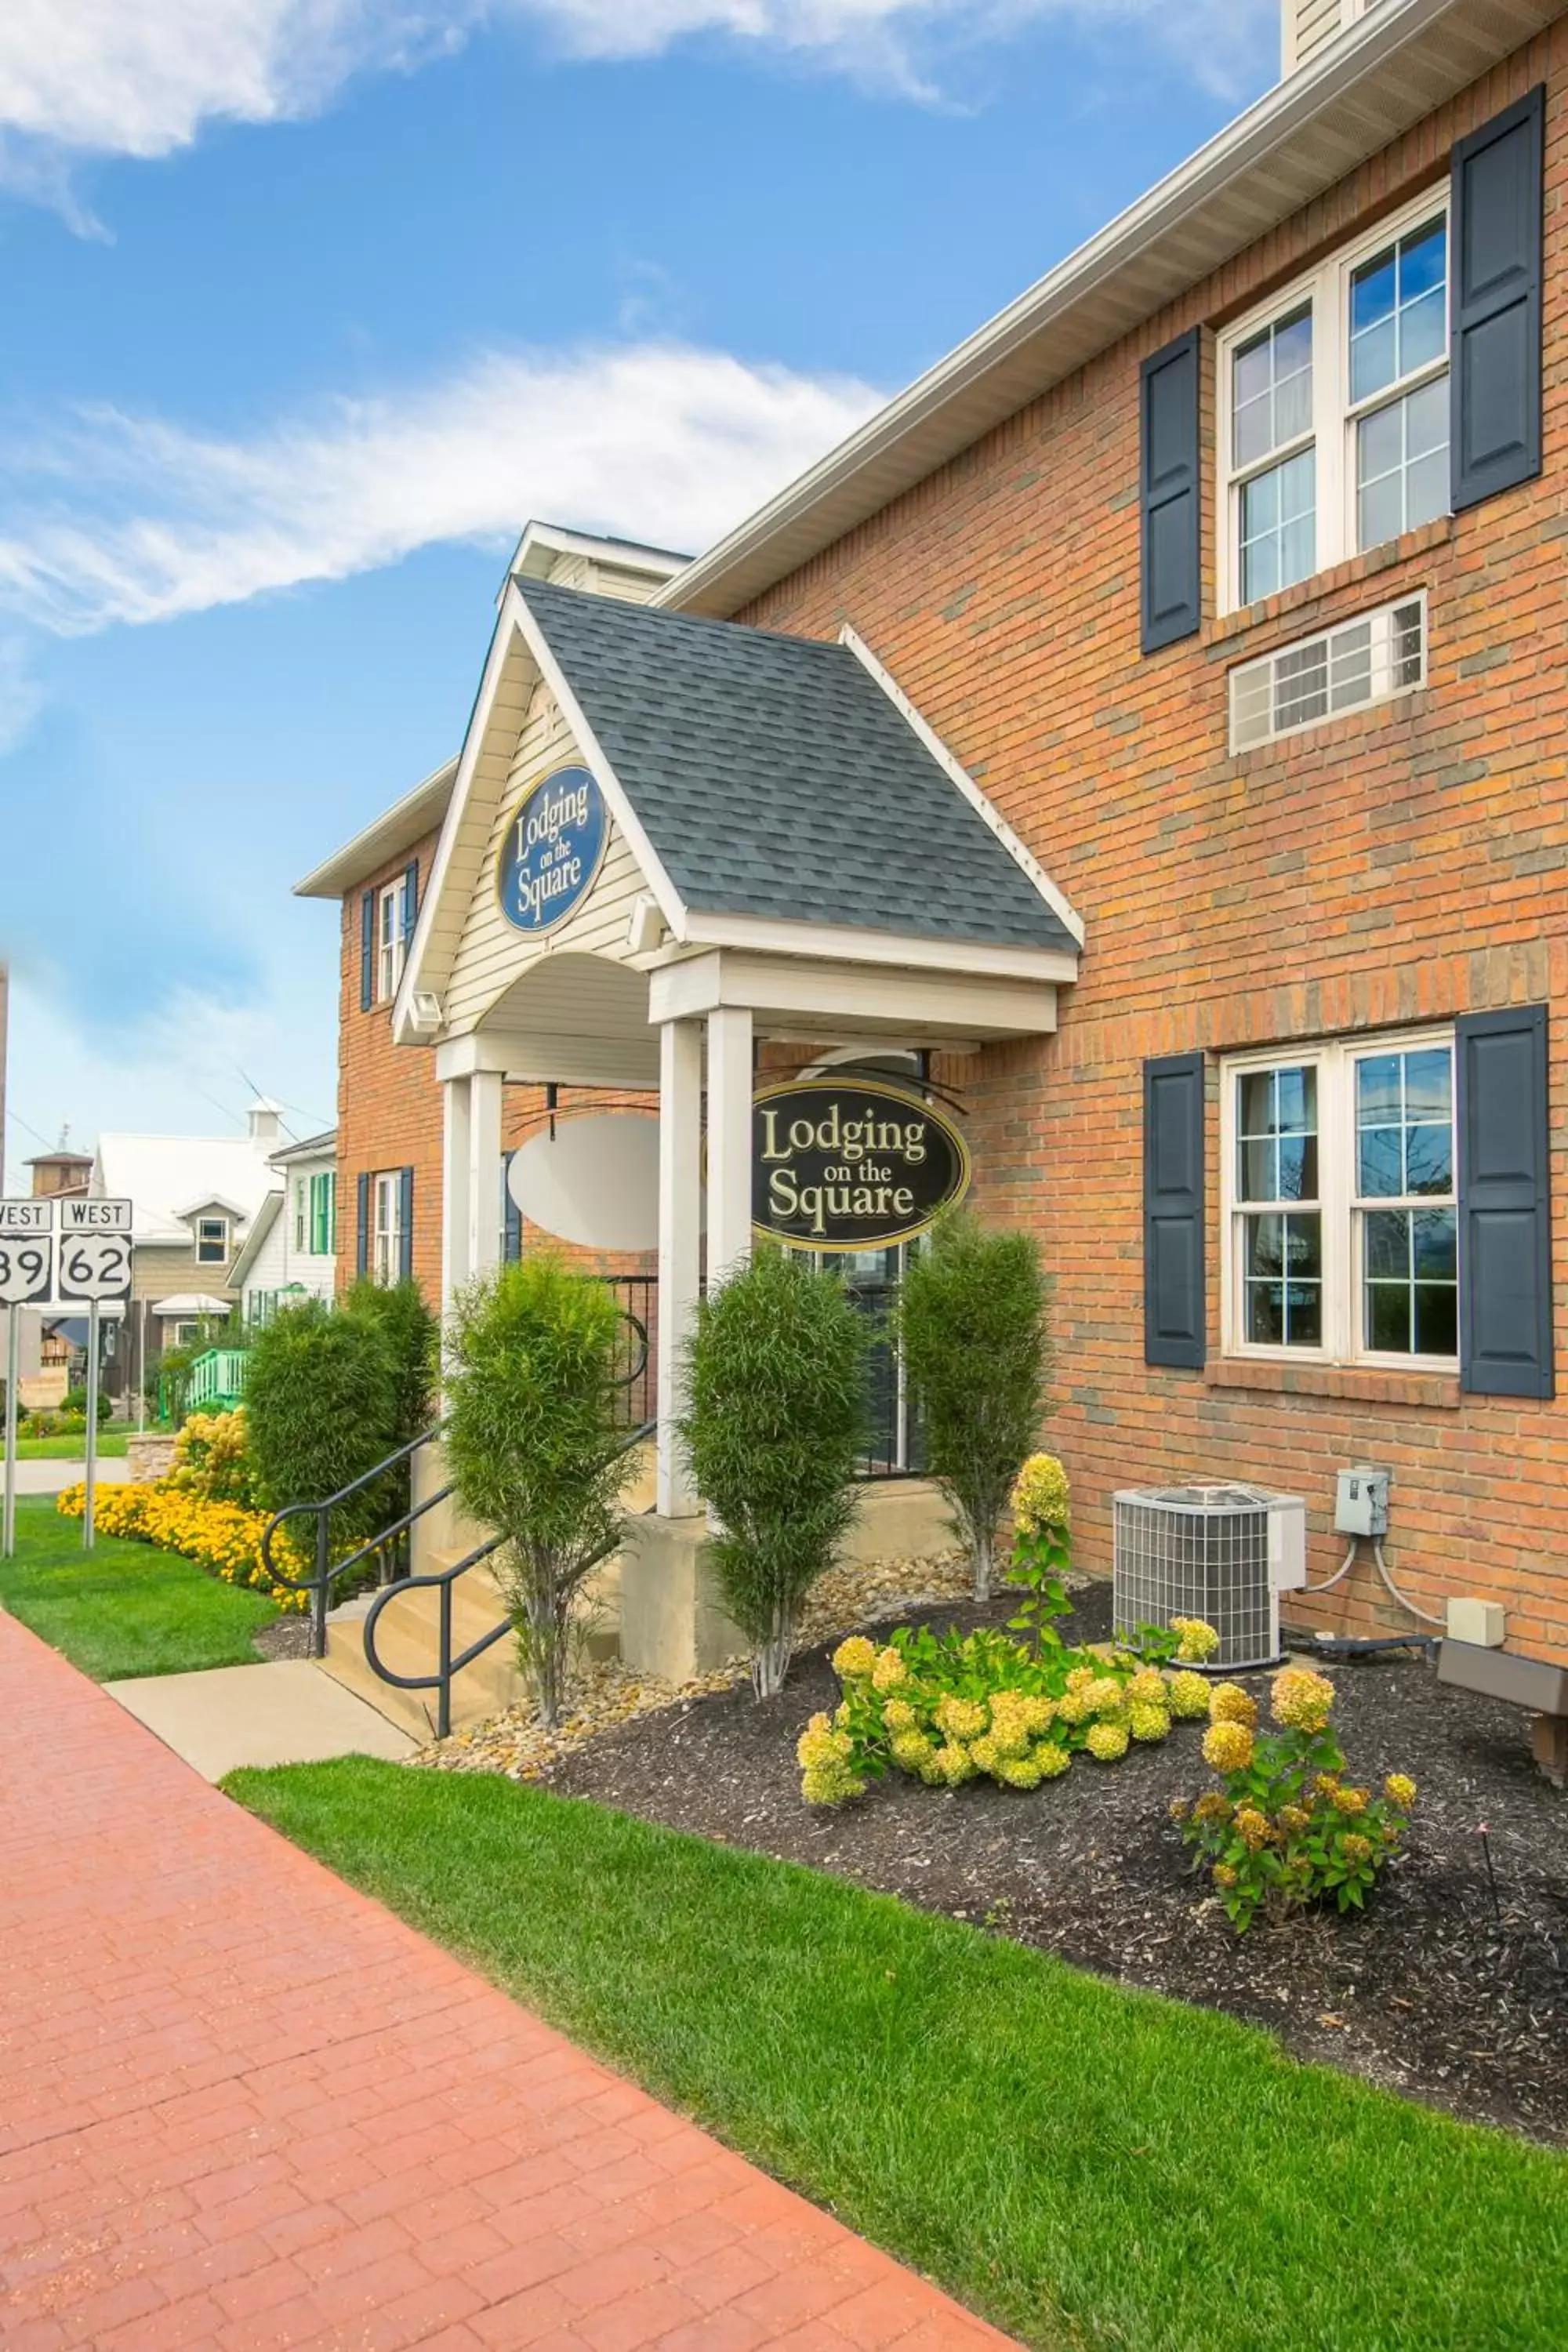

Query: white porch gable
left=394, top=575, right=1085, bottom=1519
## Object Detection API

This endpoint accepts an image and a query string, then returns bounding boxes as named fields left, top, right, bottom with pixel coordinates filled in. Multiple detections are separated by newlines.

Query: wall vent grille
left=1229, top=595, right=1424, bottom=753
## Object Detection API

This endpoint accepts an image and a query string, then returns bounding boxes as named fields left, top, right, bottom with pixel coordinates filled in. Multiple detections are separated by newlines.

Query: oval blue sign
left=496, top=764, right=609, bottom=933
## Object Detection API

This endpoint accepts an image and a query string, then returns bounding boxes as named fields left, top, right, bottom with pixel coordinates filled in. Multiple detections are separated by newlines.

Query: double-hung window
left=1224, top=1030, right=1457, bottom=1367
left=196, top=1216, right=230, bottom=1266
left=1220, top=194, right=1450, bottom=611
left=372, top=1172, right=403, bottom=1287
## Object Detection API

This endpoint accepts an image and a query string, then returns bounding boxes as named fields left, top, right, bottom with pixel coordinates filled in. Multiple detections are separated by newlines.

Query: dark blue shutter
left=397, top=1167, right=415, bottom=1284
left=503, top=1150, right=521, bottom=1263
left=402, top=858, right=419, bottom=950
left=1144, top=1052, right=1206, bottom=1369
left=1457, top=1005, right=1552, bottom=1398
left=1451, top=85, right=1544, bottom=512
left=1139, top=329, right=1202, bottom=653
left=355, top=1171, right=370, bottom=1278
left=359, top=890, right=375, bottom=1012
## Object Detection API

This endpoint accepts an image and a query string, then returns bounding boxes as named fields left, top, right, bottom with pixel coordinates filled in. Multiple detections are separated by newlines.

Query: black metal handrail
left=259, top=1298, right=653, bottom=1661
left=361, top=1416, right=655, bottom=1740
left=260, top=1423, right=448, bottom=1658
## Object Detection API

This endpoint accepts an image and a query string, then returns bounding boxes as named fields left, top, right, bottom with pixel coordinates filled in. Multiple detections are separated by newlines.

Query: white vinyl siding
left=444, top=677, right=653, bottom=1044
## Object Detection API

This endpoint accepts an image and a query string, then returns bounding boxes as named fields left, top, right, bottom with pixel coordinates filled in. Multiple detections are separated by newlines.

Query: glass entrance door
left=818, top=1243, right=924, bottom=1475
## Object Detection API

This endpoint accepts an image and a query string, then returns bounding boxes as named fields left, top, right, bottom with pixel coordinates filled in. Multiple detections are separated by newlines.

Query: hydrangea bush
left=1173, top=1664, right=1416, bottom=1932
left=797, top=1463, right=1220, bottom=1806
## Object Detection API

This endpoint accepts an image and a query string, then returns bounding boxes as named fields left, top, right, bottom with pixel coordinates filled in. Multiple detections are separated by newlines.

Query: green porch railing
left=161, top=1346, right=249, bottom=1423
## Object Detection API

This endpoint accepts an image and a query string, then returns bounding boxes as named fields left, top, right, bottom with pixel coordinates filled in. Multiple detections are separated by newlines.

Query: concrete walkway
left=105, top=1660, right=417, bottom=1779
left=5, top=1456, right=132, bottom=1494
left=0, top=1616, right=1015, bottom=2352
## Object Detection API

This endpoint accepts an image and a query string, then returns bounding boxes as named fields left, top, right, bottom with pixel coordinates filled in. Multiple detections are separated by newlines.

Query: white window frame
left=1221, top=1026, right=1458, bottom=1372
left=1217, top=188, right=1451, bottom=616
left=372, top=1171, right=403, bottom=1287
left=376, top=878, right=408, bottom=1004
left=293, top=1178, right=308, bottom=1254
left=195, top=1215, right=230, bottom=1266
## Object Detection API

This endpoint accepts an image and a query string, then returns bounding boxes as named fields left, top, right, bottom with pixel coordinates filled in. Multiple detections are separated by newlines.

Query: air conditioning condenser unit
left=1112, top=1484, right=1305, bottom=1671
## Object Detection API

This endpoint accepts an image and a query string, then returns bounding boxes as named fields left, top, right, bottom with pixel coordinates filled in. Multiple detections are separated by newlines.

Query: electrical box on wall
left=1335, top=1466, right=1390, bottom=1538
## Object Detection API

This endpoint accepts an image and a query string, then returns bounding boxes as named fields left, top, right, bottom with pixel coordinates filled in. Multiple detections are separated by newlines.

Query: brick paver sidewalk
left=0, top=1617, right=1017, bottom=2352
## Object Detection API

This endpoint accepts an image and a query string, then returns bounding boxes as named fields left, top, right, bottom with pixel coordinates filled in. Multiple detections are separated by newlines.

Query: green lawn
left=228, top=1757, right=1568, bottom=2352
left=8, top=1433, right=131, bottom=1460
left=1, top=1495, right=276, bottom=1679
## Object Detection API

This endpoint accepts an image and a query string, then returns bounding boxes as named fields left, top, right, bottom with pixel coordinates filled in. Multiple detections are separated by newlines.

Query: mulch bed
left=550, top=1581, right=1568, bottom=2147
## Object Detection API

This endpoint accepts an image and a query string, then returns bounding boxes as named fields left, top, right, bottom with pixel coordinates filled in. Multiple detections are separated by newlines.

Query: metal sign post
left=53, top=1200, right=134, bottom=1555
left=0, top=1200, right=56, bottom=1560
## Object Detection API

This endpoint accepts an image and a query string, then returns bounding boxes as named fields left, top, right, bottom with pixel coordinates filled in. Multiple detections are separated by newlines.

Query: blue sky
left=0, top=1, right=1276, bottom=1167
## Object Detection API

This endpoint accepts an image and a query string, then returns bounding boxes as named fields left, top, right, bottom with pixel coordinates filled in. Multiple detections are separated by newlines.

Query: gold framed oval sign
left=753, top=1077, right=971, bottom=1252
left=495, top=763, right=610, bottom=934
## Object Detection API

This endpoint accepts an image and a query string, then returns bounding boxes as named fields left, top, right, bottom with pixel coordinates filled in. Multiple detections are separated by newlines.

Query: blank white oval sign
left=506, top=1114, right=659, bottom=1253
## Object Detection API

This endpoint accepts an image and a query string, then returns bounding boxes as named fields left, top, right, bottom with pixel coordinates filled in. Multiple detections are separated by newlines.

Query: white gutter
left=293, top=756, right=459, bottom=898
left=659, top=0, right=1560, bottom=619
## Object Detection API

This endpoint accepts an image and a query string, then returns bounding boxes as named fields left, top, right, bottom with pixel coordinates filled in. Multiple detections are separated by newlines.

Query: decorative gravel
left=408, top=1548, right=988, bottom=1781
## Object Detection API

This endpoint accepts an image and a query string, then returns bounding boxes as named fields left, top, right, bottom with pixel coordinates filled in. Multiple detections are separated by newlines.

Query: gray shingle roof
left=515, top=579, right=1076, bottom=956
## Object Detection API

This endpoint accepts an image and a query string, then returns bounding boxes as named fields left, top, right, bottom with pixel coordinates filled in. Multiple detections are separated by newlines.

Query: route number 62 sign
left=55, top=1200, right=134, bottom=1306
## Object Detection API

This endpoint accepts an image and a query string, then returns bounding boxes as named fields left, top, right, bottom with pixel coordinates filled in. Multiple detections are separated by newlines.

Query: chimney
left=248, top=1098, right=282, bottom=1145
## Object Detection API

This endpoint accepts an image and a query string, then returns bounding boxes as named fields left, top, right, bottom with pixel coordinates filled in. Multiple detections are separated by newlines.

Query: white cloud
left=0, top=640, right=45, bottom=754
left=0, top=343, right=882, bottom=633
left=0, top=2, right=1274, bottom=181
left=4, top=961, right=338, bottom=1164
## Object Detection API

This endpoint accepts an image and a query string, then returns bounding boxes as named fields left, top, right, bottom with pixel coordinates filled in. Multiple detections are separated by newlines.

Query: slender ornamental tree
left=681, top=1246, right=868, bottom=1698
left=443, top=1257, right=633, bottom=1726
left=896, top=1209, right=1051, bottom=1602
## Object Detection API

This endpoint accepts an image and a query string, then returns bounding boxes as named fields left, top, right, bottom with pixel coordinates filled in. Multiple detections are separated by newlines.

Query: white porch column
left=657, top=1018, right=702, bottom=1518
left=440, top=1073, right=473, bottom=1313
left=467, top=1068, right=505, bottom=1282
left=705, top=1004, right=753, bottom=1290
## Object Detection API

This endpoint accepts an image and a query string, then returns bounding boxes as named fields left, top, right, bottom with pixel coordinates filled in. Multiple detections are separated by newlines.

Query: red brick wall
left=736, top=31, right=1568, bottom=1657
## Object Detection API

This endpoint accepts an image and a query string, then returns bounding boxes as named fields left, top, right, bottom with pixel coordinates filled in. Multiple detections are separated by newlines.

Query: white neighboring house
left=91, top=1100, right=292, bottom=1403
left=231, top=1130, right=339, bottom=1329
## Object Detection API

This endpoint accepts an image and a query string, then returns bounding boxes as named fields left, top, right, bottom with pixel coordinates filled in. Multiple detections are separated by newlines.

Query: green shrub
left=444, top=1257, right=634, bottom=1726
left=242, top=1298, right=405, bottom=1543
left=1175, top=1667, right=1417, bottom=1933
left=340, top=1279, right=437, bottom=1450
left=681, top=1247, right=867, bottom=1699
left=61, top=1386, right=112, bottom=1419
left=896, top=1210, right=1051, bottom=1601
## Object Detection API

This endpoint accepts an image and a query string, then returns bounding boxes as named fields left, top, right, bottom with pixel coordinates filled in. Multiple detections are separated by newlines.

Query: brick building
left=303, top=0, right=1568, bottom=1666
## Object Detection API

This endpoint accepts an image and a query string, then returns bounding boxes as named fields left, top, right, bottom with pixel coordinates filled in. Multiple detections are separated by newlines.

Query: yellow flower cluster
left=1235, top=1806, right=1273, bottom=1850
left=1010, top=1451, right=1070, bottom=1536
left=831, top=1636, right=878, bottom=1682
left=1165, top=1671, right=1211, bottom=1721
left=1127, top=1701, right=1171, bottom=1744
left=167, top=1408, right=257, bottom=1508
left=1341, top=1832, right=1373, bottom=1864
left=1270, top=1665, right=1336, bottom=1733
left=1202, top=1720, right=1254, bottom=1773
left=1209, top=1683, right=1258, bottom=1728
left=935, top=1695, right=988, bottom=1740
left=871, top=1646, right=906, bottom=1691
left=1384, top=1773, right=1417, bottom=1809
left=1085, top=1719, right=1130, bottom=1762
left=55, top=1480, right=309, bottom=1610
left=796, top=1711, right=866, bottom=1806
left=1171, top=1617, right=1220, bottom=1663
